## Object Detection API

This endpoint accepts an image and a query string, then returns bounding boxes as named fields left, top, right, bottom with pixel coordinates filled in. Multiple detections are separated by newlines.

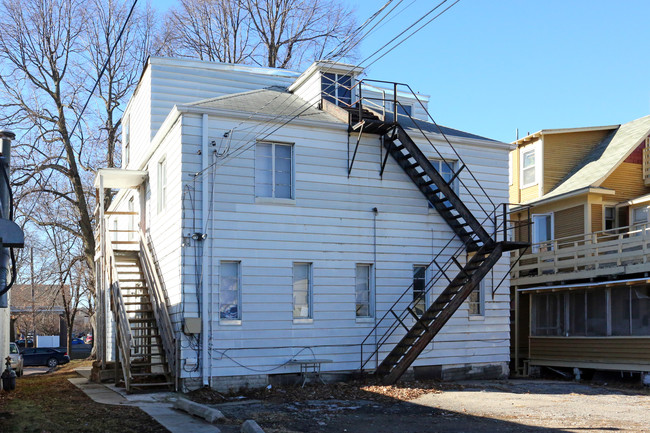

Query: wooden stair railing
left=138, top=228, right=176, bottom=388
left=105, top=232, right=133, bottom=391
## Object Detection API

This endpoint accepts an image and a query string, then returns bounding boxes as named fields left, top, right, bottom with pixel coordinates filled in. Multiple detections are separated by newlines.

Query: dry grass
left=0, top=360, right=167, bottom=433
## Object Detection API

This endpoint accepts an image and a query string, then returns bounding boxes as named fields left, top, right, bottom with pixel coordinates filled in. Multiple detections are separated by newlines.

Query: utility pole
left=0, top=130, right=24, bottom=376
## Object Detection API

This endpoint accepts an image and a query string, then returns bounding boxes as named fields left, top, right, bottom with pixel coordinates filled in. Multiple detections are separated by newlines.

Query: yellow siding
left=554, top=205, right=584, bottom=240
left=591, top=204, right=603, bottom=233
left=542, top=130, right=612, bottom=194
left=530, top=337, right=650, bottom=364
left=600, top=161, right=650, bottom=202
left=520, top=185, right=539, bottom=203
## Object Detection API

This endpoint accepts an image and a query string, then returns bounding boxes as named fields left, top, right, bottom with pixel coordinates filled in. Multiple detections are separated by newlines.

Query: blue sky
left=154, top=0, right=650, bottom=142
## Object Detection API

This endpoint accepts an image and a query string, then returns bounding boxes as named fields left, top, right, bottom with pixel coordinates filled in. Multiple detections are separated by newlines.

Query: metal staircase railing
left=321, top=76, right=531, bottom=382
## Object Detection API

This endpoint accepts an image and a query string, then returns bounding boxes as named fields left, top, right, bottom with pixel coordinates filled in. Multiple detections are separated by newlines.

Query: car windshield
left=9, top=344, right=18, bottom=354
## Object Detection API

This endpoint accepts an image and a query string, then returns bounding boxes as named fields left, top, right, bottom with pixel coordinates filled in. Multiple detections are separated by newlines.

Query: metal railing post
left=358, top=81, right=363, bottom=121
left=393, top=83, right=398, bottom=124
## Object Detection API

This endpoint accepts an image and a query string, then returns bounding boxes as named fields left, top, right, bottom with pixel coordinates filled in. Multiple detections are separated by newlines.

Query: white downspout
left=201, top=113, right=210, bottom=387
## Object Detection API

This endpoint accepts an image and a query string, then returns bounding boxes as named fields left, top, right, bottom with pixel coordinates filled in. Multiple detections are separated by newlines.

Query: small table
left=287, top=358, right=333, bottom=387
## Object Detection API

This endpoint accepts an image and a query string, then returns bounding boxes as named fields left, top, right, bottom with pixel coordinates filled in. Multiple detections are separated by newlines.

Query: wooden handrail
left=138, top=227, right=176, bottom=382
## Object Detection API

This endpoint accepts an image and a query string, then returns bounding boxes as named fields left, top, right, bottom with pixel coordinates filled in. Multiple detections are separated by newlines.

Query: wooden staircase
left=343, top=85, right=528, bottom=384
left=111, top=249, right=174, bottom=391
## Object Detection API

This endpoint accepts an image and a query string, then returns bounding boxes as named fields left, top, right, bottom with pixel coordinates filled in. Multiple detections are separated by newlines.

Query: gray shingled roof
left=186, top=87, right=500, bottom=143
left=542, top=115, right=650, bottom=200
left=186, top=87, right=340, bottom=123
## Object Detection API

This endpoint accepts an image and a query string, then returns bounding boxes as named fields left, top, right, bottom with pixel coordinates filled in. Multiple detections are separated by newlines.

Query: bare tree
left=0, top=0, right=96, bottom=274
left=244, top=0, right=356, bottom=69
left=161, top=0, right=356, bottom=69
left=164, top=0, right=254, bottom=63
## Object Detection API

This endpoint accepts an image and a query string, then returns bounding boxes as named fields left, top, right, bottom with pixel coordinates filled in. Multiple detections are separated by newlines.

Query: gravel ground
left=200, top=379, right=650, bottom=433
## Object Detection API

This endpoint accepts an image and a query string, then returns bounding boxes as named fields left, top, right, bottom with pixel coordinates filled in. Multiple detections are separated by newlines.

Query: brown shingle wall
left=554, top=205, right=584, bottom=240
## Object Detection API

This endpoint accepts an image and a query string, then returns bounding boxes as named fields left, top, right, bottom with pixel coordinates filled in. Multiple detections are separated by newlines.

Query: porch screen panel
left=632, top=286, right=650, bottom=335
left=532, top=293, right=564, bottom=336
left=568, top=291, right=585, bottom=336
left=611, top=286, right=631, bottom=336
left=586, top=289, right=607, bottom=336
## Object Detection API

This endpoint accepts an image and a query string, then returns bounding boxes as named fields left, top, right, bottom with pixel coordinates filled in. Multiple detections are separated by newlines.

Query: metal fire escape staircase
left=331, top=78, right=529, bottom=384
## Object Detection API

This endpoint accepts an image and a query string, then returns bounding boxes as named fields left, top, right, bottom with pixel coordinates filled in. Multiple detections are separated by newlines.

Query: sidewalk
left=69, top=367, right=222, bottom=433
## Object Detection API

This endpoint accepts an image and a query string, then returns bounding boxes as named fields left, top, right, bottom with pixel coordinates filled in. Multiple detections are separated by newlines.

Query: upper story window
left=321, top=73, right=352, bottom=107
left=428, top=158, right=458, bottom=209
left=157, top=157, right=167, bottom=213
left=255, top=142, right=293, bottom=199
left=521, top=147, right=536, bottom=187
left=123, top=116, right=130, bottom=167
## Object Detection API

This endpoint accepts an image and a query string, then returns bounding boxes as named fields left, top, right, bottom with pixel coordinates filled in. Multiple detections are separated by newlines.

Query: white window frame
left=219, top=261, right=242, bottom=323
left=532, top=213, right=554, bottom=252
left=631, top=206, right=649, bottom=228
left=520, top=147, right=537, bottom=188
left=468, top=279, right=486, bottom=318
left=355, top=263, right=374, bottom=319
left=321, top=73, right=353, bottom=107
left=127, top=197, right=135, bottom=240
left=157, top=156, right=167, bottom=213
left=293, top=262, right=313, bottom=321
left=255, top=142, right=294, bottom=200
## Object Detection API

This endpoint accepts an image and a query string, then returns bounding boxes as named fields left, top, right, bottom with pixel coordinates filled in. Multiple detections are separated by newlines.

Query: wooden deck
left=511, top=224, right=650, bottom=286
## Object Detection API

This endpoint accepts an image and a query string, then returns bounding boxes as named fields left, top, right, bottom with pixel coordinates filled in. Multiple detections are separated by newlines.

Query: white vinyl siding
left=293, top=263, right=312, bottom=319
left=219, top=261, right=241, bottom=321
left=255, top=142, right=293, bottom=199
left=123, top=115, right=130, bottom=167
left=355, top=264, right=373, bottom=318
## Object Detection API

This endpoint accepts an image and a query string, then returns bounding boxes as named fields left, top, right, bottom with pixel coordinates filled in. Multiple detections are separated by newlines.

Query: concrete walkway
left=69, top=367, right=221, bottom=433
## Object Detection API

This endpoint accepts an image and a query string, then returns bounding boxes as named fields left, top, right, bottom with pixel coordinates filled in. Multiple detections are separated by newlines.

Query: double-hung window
left=355, top=264, right=373, bottom=318
left=255, top=142, right=293, bottom=199
left=428, top=159, right=458, bottom=208
left=413, top=266, right=427, bottom=316
left=293, top=263, right=312, bottom=319
left=321, top=73, right=352, bottom=107
left=521, top=148, right=536, bottom=187
left=220, top=261, right=241, bottom=320
left=468, top=279, right=485, bottom=316
left=157, top=157, right=167, bottom=213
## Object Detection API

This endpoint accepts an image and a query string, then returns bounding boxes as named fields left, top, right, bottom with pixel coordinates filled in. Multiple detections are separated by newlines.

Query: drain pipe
left=201, top=114, right=210, bottom=387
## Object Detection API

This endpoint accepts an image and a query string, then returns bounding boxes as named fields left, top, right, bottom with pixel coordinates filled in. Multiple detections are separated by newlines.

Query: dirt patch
left=0, top=360, right=168, bottom=433
left=188, top=378, right=443, bottom=404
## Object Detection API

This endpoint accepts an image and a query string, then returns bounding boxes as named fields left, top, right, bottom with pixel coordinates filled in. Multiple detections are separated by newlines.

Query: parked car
left=9, top=342, right=23, bottom=376
left=71, top=338, right=84, bottom=345
left=21, top=348, right=70, bottom=368
left=85, top=335, right=93, bottom=344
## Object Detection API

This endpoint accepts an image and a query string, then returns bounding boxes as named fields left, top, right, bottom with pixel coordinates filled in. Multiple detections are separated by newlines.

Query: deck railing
left=511, top=223, right=650, bottom=285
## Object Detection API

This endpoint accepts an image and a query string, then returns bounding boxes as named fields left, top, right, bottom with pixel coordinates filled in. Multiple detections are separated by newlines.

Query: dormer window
left=321, top=73, right=352, bottom=107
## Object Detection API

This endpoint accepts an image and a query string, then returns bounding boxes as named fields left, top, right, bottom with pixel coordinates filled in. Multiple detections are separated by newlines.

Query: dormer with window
left=289, top=61, right=361, bottom=110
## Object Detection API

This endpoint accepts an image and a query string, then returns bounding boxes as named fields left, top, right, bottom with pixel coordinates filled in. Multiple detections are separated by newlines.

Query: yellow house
left=509, top=115, right=650, bottom=378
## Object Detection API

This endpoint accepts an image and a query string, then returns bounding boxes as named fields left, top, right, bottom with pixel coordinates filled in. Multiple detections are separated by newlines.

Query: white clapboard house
left=93, top=57, right=525, bottom=392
